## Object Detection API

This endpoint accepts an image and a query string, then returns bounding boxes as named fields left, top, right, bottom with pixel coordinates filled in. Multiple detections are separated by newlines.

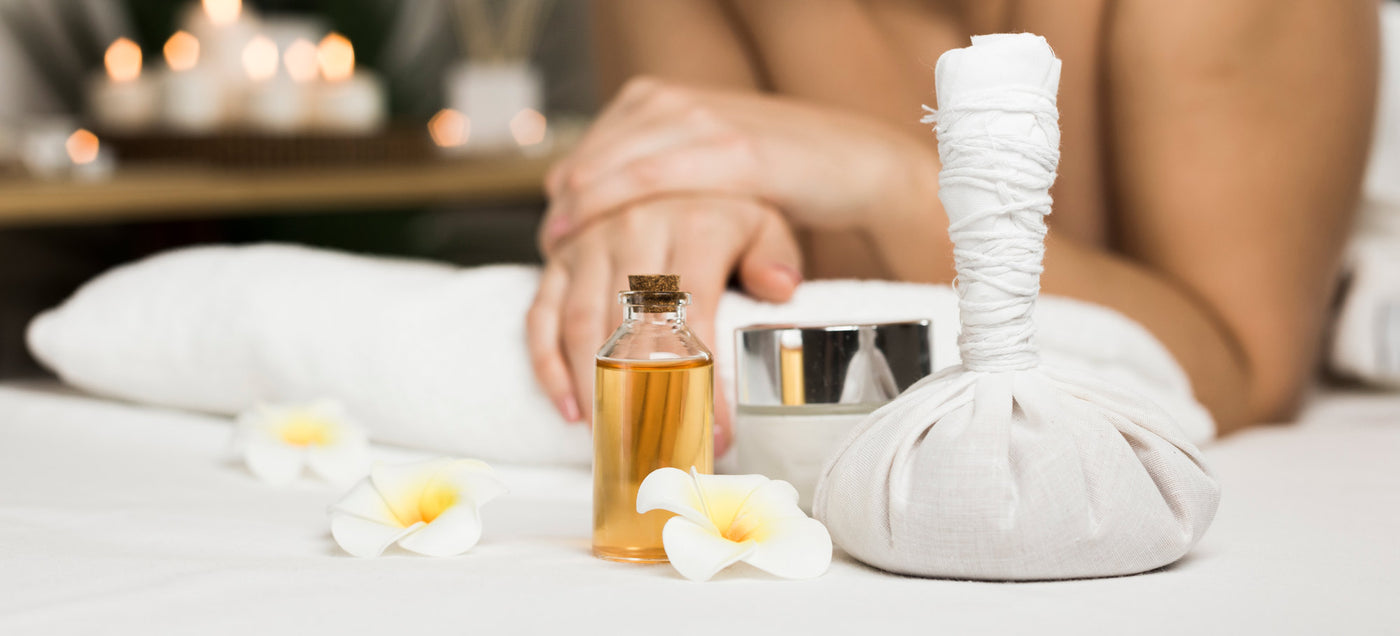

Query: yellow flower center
left=278, top=415, right=334, bottom=446
left=699, top=490, right=764, bottom=544
left=722, top=512, right=767, bottom=540
left=415, top=480, right=459, bottom=524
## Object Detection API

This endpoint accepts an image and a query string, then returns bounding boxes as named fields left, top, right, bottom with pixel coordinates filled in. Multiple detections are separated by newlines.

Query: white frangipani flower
left=235, top=400, right=370, bottom=486
left=637, top=467, right=833, bottom=582
left=329, top=457, right=507, bottom=558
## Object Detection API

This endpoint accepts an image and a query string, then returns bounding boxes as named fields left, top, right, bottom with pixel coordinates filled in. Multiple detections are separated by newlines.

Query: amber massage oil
left=592, top=275, right=714, bottom=562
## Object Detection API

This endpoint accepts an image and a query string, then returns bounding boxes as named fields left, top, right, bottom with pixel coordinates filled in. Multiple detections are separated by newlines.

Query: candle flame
left=104, top=38, right=143, bottom=82
left=429, top=109, right=470, bottom=147
left=284, top=39, right=319, bottom=83
left=202, top=0, right=242, bottom=26
left=164, top=31, right=200, bottom=72
left=317, top=33, right=355, bottom=82
left=510, top=108, right=548, bottom=146
left=66, top=129, right=100, bottom=165
left=242, top=35, right=279, bottom=82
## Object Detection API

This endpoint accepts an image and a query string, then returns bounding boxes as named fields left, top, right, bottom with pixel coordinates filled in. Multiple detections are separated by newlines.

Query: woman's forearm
left=1040, top=235, right=1252, bottom=433
left=854, top=140, right=1251, bottom=432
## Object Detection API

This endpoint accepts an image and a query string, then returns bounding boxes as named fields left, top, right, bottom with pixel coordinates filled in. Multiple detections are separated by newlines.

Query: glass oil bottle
left=593, top=274, right=714, bottom=562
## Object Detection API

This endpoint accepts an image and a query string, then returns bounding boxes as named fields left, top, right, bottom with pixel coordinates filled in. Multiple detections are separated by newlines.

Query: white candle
left=19, top=119, right=78, bottom=180
left=67, top=128, right=117, bottom=181
left=161, top=30, right=226, bottom=133
left=242, top=35, right=307, bottom=133
left=179, top=0, right=257, bottom=83
left=88, top=38, right=159, bottom=132
left=509, top=107, right=550, bottom=153
left=428, top=108, right=470, bottom=155
left=312, top=33, right=386, bottom=134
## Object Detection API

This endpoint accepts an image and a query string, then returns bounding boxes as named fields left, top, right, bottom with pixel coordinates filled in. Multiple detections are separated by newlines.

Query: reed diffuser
left=443, top=0, right=553, bottom=152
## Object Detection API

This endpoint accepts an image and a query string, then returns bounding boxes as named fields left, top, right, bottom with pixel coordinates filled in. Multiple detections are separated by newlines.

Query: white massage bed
left=1, top=381, right=1396, bottom=635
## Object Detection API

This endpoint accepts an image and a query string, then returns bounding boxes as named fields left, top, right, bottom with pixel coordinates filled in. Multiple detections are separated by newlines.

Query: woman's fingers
left=559, top=248, right=616, bottom=427
left=542, top=128, right=726, bottom=254
left=553, top=139, right=761, bottom=246
left=533, top=194, right=778, bottom=456
left=544, top=76, right=691, bottom=198
left=737, top=210, right=804, bottom=303
left=526, top=262, right=581, bottom=422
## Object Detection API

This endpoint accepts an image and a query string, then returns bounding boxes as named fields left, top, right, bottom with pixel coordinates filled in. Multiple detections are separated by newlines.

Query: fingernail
left=546, top=215, right=571, bottom=241
left=557, top=397, right=582, bottom=422
left=715, top=425, right=732, bottom=456
left=773, top=263, right=803, bottom=288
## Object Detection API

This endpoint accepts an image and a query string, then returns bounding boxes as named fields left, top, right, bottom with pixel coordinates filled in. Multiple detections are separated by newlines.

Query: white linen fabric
left=1329, top=2, right=1400, bottom=388
left=0, top=381, right=1396, bottom=635
left=1330, top=238, right=1400, bottom=387
left=27, top=243, right=1213, bottom=467
left=813, top=34, right=1220, bottom=581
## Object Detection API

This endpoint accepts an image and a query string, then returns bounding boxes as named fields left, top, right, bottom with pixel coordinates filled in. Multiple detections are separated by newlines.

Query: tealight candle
left=180, top=0, right=257, bottom=82
left=312, top=33, right=386, bottom=134
left=428, top=108, right=470, bottom=154
left=161, top=30, right=226, bottom=133
left=67, top=128, right=116, bottom=181
left=88, top=38, right=159, bottom=132
left=20, top=119, right=79, bottom=180
left=243, top=35, right=307, bottom=133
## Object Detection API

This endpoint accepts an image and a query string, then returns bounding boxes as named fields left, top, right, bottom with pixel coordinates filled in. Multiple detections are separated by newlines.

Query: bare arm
left=1105, top=0, right=1377, bottom=427
left=590, top=0, right=759, bottom=95
left=558, top=0, right=1378, bottom=435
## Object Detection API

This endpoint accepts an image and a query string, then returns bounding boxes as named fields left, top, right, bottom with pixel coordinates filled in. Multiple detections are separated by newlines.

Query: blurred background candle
left=180, top=0, right=257, bottom=84
left=88, top=38, right=159, bottom=132
left=509, top=107, right=549, bottom=151
left=19, top=119, right=79, bottom=180
left=162, top=30, right=226, bottom=133
left=243, top=34, right=305, bottom=133
left=66, top=128, right=115, bottom=181
left=312, top=33, right=386, bottom=134
left=429, top=108, right=471, bottom=155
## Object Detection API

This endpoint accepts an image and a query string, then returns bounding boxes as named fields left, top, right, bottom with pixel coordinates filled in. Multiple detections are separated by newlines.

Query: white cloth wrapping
left=812, top=34, right=1220, bottom=581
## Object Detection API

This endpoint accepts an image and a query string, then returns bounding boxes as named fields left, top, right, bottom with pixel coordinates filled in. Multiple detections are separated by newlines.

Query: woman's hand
left=527, top=194, right=803, bottom=454
left=540, top=77, right=937, bottom=254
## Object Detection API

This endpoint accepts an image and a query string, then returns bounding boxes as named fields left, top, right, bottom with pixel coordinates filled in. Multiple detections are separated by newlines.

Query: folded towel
left=1330, top=238, right=1400, bottom=387
left=1330, top=3, right=1400, bottom=388
left=28, top=243, right=1212, bottom=465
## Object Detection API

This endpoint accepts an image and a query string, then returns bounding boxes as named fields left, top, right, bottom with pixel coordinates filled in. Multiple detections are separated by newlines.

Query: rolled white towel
left=28, top=243, right=1211, bottom=466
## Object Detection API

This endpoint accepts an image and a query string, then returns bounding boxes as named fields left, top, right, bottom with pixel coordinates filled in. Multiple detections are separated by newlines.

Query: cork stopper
left=624, top=274, right=686, bottom=311
left=628, top=275, right=680, bottom=293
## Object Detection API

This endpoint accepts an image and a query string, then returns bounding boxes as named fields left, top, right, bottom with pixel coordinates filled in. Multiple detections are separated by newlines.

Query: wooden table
left=0, top=155, right=552, bottom=227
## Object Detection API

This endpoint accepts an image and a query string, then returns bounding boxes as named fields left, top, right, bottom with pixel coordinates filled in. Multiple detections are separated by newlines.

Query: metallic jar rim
left=734, top=320, right=934, bottom=408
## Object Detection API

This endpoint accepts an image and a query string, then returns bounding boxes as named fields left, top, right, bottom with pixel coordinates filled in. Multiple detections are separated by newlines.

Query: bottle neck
left=623, top=303, right=686, bottom=325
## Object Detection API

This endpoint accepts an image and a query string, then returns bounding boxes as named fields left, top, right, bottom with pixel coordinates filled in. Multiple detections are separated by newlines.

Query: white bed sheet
left=1, top=382, right=1397, bottom=636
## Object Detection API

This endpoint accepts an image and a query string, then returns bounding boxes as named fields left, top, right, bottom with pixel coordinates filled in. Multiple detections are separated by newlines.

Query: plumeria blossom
left=235, top=400, right=370, bottom=486
left=329, top=458, right=507, bottom=558
left=637, top=467, right=833, bottom=582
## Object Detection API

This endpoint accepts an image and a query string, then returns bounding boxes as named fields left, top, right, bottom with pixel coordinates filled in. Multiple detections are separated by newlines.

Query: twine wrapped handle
left=923, top=65, right=1061, bottom=373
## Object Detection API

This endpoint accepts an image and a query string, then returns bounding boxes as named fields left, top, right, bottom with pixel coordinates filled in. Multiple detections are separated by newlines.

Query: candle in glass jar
left=88, top=38, right=159, bottom=132
left=312, top=33, right=386, bottom=134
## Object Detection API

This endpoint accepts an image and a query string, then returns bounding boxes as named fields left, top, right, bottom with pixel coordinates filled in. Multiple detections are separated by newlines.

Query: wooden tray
left=97, top=125, right=436, bottom=169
